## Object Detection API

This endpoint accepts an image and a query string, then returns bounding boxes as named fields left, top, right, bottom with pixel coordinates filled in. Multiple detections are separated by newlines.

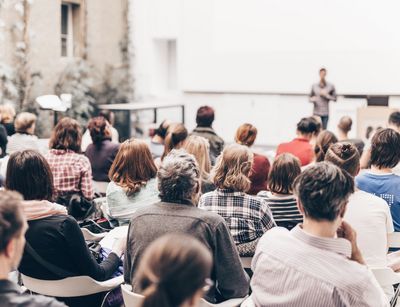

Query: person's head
left=182, top=135, right=211, bottom=181
left=0, top=104, right=16, bottom=123
left=325, top=142, right=360, bottom=177
left=235, top=123, right=257, bottom=147
left=14, top=112, right=37, bottom=135
left=109, top=138, right=157, bottom=196
left=388, top=111, right=400, bottom=132
left=196, top=106, right=215, bottom=128
left=87, top=116, right=111, bottom=147
left=6, top=150, right=54, bottom=202
left=370, top=128, right=400, bottom=169
left=268, top=153, right=301, bottom=195
left=135, top=234, right=212, bottom=307
left=293, top=162, right=354, bottom=224
left=337, top=116, right=352, bottom=135
left=212, top=144, right=253, bottom=192
left=314, top=130, right=338, bottom=162
left=158, top=149, right=200, bottom=204
left=98, top=110, right=115, bottom=126
left=319, top=67, right=327, bottom=80
left=0, top=191, right=27, bottom=274
left=49, top=117, right=82, bottom=153
left=310, top=116, right=322, bottom=137
left=154, top=120, right=171, bottom=140
left=161, top=123, right=188, bottom=160
left=296, top=117, right=320, bottom=140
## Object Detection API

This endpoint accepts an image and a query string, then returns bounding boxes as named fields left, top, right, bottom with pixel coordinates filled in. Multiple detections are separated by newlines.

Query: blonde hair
left=183, top=135, right=211, bottom=181
left=14, top=112, right=37, bottom=133
left=212, top=144, right=253, bottom=192
left=0, top=104, right=16, bottom=123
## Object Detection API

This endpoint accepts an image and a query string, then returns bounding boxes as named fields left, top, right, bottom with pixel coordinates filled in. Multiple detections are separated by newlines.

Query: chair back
left=81, top=227, right=107, bottom=242
left=121, top=284, right=144, bottom=307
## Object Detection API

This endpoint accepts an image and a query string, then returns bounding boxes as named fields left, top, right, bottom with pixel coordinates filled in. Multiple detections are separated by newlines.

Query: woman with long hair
left=161, top=123, right=188, bottom=161
left=314, top=130, right=338, bottom=162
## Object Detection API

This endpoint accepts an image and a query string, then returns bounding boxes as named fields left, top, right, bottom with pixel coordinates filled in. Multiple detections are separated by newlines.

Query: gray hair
left=158, top=149, right=200, bottom=203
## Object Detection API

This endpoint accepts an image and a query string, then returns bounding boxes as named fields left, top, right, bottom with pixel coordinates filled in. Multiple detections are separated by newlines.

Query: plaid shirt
left=199, top=189, right=276, bottom=244
left=45, top=149, right=94, bottom=200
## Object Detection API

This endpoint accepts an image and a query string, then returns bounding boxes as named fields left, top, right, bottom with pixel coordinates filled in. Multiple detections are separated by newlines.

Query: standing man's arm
left=309, top=86, right=317, bottom=103
left=326, top=85, right=337, bottom=102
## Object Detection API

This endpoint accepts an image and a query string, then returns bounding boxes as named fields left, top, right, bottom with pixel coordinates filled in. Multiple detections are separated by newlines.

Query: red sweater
left=276, top=138, right=314, bottom=166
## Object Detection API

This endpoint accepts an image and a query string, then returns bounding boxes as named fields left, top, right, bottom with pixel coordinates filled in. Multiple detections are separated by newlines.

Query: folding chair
left=371, top=267, right=400, bottom=307
left=81, top=227, right=107, bottom=242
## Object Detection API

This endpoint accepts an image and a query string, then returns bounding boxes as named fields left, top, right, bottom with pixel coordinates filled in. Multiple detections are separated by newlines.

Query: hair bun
left=341, top=143, right=352, bottom=154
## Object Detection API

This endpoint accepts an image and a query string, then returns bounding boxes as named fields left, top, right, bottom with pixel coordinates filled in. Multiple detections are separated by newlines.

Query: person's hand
left=310, top=96, right=318, bottom=102
left=337, top=221, right=365, bottom=264
left=112, top=237, right=127, bottom=258
left=320, top=89, right=328, bottom=97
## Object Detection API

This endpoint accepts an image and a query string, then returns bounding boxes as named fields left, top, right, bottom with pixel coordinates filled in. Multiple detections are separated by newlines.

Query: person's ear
left=4, top=238, right=15, bottom=259
left=297, top=199, right=305, bottom=215
left=339, top=201, right=348, bottom=219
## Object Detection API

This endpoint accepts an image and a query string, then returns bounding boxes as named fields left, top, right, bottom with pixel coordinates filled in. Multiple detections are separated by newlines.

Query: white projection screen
left=180, top=0, right=400, bottom=95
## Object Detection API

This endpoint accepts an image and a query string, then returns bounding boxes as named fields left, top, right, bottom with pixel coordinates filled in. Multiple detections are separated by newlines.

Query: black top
left=3, top=122, right=15, bottom=136
left=19, top=215, right=120, bottom=281
left=0, top=279, right=65, bottom=306
left=85, top=140, right=120, bottom=182
left=0, top=124, right=8, bottom=158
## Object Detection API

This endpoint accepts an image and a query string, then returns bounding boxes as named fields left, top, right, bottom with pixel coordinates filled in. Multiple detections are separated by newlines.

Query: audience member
left=150, top=120, right=171, bottom=159
left=0, top=118, right=7, bottom=158
left=107, top=139, right=159, bottom=224
left=160, top=123, right=188, bottom=161
left=191, top=106, right=224, bottom=163
left=0, top=190, right=66, bottom=306
left=235, top=123, right=270, bottom=195
left=85, top=116, right=119, bottom=182
left=6, top=150, right=124, bottom=307
left=258, top=153, right=302, bottom=230
left=124, top=149, right=249, bottom=303
left=199, top=144, right=275, bottom=256
left=314, top=130, right=338, bottom=162
left=135, top=234, right=212, bottom=307
left=81, top=110, right=119, bottom=152
left=6, top=112, right=40, bottom=155
left=182, top=135, right=215, bottom=194
left=356, top=128, right=400, bottom=231
left=0, top=104, right=16, bottom=136
left=45, top=117, right=94, bottom=200
left=250, top=162, right=388, bottom=306
left=276, top=117, right=319, bottom=166
left=309, top=115, right=322, bottom=147
left=337, top=116, right=365, bottom=154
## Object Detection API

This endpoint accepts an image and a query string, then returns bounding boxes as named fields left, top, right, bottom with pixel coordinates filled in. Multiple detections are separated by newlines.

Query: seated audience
left=314, top=130, right=338, bottom=162
left=81, top=111, right=119, bottom=152
left=356, top=128, right=400, bottom=231
left=0, top=190, right=66, bottom=307
left=337, top=116, right=365, bottom=154
left=235, top=123, right=270, bottom=195
left=309, top=115, right=323, bottom=147
left=124, top=149, right=249, bottom=303
left=159, top=123, right=188, bottom=162
left=325, top=142, right=394, bottom=298
left=191, top=106, right=224, bottom=164
left=258, top=153, right=302, bottom=230
left=6, top=112, right=40, bottom=155
left=6, top=150, right=124, bottom=307
left=199, top=144, right=275, bottom=256
left=135, top=234, right=212, bottom=307
left=388, top=112, right=400, bottom=176
left=45, top=117, right=94, bottom=200
left=150, top=120, right=171, bottom=159
left=276, top=117, right=319, bottom=166
left=84, top=116, right=119, bottom=182
left=106, top=139, right=159, bottom=224
left=0, top=103, right=16, bottom=136
left=182, top=135, right=215, bottom=194
left=250, top=162, right=388, bottom=306
left=0, top=119, right=7, bottom=158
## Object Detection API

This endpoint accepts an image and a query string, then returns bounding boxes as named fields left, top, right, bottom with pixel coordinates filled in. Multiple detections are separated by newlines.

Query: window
left=61, top=2, right=82, bottom=57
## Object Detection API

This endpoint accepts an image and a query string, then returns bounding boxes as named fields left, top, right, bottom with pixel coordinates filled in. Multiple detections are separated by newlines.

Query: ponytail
left=140, top=283, right=173, bottom=307
left=161, top=124, right=188, bottom=160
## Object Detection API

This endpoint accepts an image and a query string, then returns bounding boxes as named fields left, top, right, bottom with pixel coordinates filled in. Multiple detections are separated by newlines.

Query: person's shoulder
left=258, top=227, right=290, bottom=248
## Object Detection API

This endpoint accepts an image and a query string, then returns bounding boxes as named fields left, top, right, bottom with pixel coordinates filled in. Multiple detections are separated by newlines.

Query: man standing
left=309, top=68, right=337, bottom=129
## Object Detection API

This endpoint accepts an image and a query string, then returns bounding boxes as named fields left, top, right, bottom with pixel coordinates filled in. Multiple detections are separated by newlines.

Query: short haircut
left=297, top=117, right=319, bottom=135
left=389, top=111, right=400, bottom=128
left=88, top=116, right=110, bottom=147
left=235, top=123, right=257, bottom=147
left=196, top=106, right=215, bottom=127
left=158, top=149, right=200, bottom=203
left=0, top=191, right=25, bottom=253
left=6, top=150, right=55, bottom=202
left=14, top=112, right=37, bottom=133
left=325, top=142, right=360, bottom=177
left=268, top=153, right=301, bottom=194
left=293, top=162, right=354, bottom=222
left=314, top=130, right=338, bottom=162
left=370, top=128, right=400, bottom=169
left=320, top=67, right=327, bottom=73
left=338, top=116, right=352, bottom=134
left=49, top=117, right=82, bottom=153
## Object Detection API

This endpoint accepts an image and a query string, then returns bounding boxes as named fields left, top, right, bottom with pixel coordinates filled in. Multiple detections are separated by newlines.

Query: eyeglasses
left=202, top=278, right=214, bottom=293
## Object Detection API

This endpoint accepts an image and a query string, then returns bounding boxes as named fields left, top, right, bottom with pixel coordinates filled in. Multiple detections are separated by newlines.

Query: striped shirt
left=250, top=226, right=389, bottom=307
left=257, top=191, right=302, bottom=230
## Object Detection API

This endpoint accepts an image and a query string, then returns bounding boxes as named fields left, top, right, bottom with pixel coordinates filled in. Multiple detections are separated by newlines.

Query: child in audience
left=135, top=234, right=212, bottom=307
left=258, top=153, right=302, bottom=230
left=314, top=130, right=338, bottom=162
left=356, top=128, right=400, bottom=231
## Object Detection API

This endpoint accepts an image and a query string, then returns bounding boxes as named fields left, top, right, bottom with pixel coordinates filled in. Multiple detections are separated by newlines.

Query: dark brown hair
left=109, top=138, right=157, bottom=196
left=389, top=111, right=400, bottom=128
left=370, top=128, right=400, bottom=169
left=314, top=130, right=338, bottom=162
left=49, top=117, right=82, bottom=153
left=88, top=116, right=111, bottom=148
left=135, top=234, right=212, bottom=307
left=268, top=153, right=301, bottom=194
left=6, top=150, right=54, bottom=202
left=0, top=191, right=25, bottom=253
left=196, top=106, right=215, bottom=127
left=338, top=116, right=352, bottom=134
left=325, top=142, right=360, bottom=177
left=297, top=117, right=319, bottom=135
left=235, top=123, right=257, bottom=147
left=161, top=123, right=188, bottom=160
